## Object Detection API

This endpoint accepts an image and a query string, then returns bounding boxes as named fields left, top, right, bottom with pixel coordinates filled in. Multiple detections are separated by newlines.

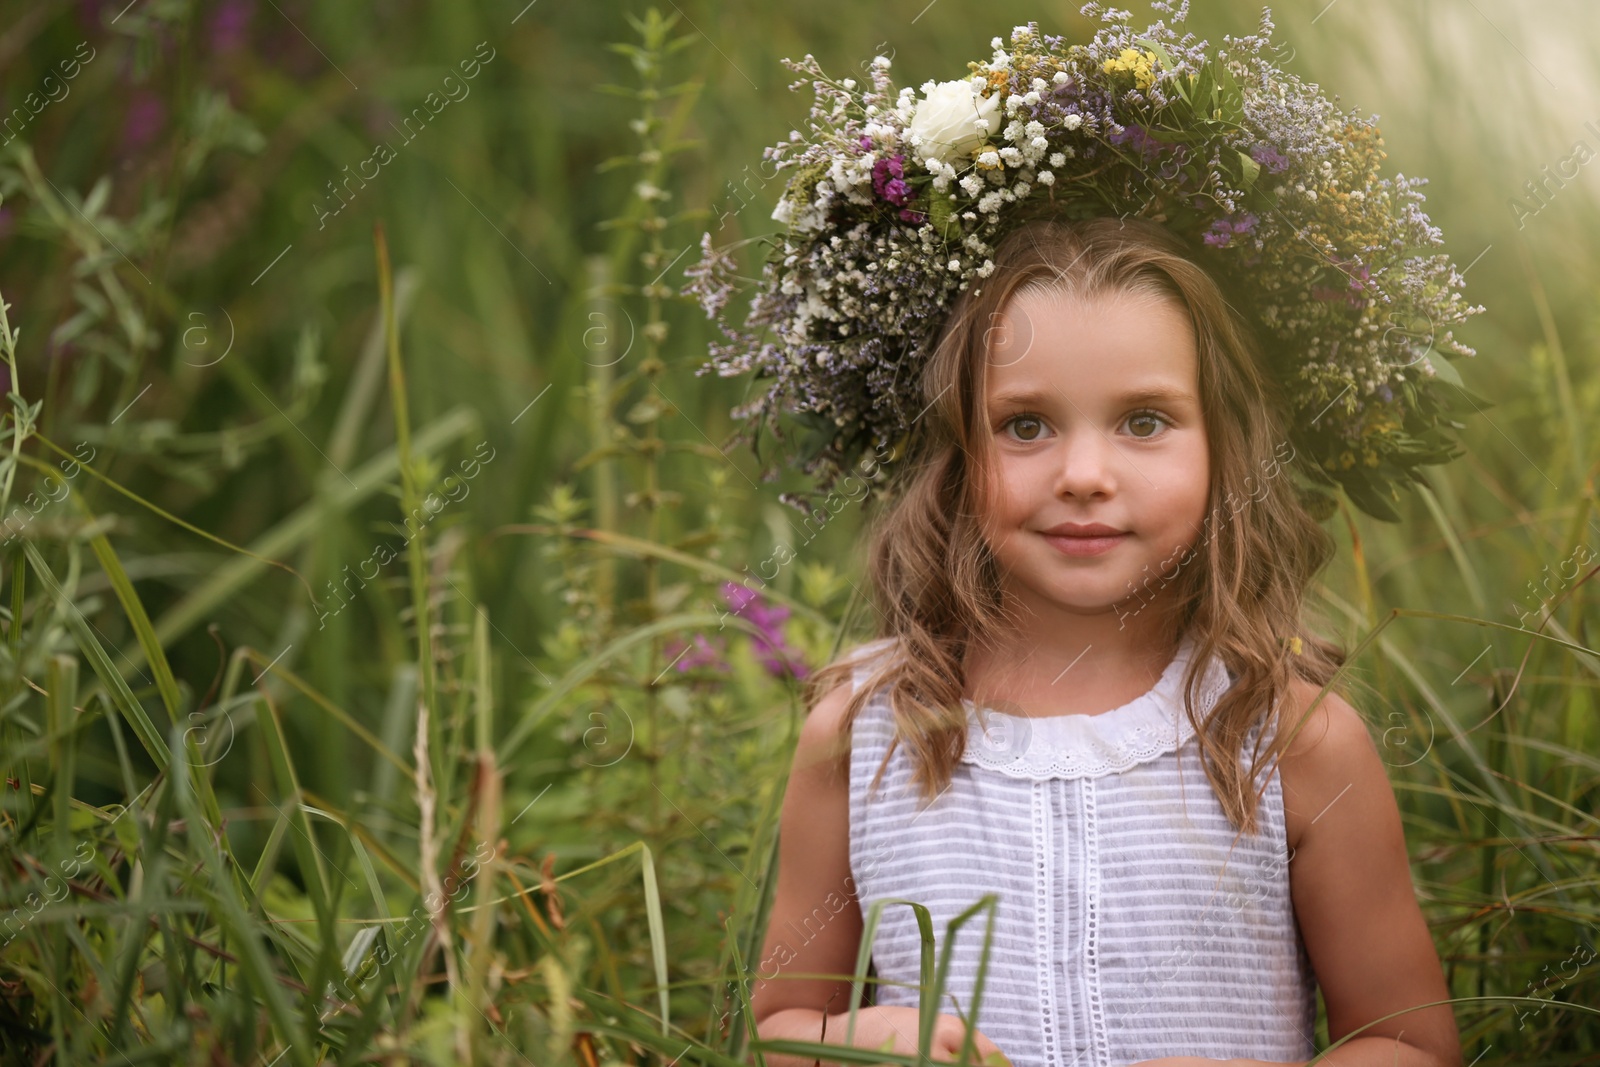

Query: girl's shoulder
left=1274, top=676, right=1374, bottom=852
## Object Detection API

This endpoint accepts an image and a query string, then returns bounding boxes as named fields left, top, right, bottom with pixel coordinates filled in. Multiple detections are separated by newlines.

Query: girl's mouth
left=1041, top=531, right=1129, bottom=557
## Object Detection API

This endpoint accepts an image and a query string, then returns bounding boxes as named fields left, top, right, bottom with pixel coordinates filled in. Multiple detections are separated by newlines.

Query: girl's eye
left=1002, top=414, right=1048, bottom=442
left=1126, top=410, right=1171, bottom=439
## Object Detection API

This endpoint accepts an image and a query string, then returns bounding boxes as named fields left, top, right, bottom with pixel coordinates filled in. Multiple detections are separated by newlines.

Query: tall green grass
left=0, top=0, right=1595, bottom=1063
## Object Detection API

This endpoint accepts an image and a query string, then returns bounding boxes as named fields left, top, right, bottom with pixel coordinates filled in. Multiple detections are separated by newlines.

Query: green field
left=0, top=1, right=1596, bottom=1063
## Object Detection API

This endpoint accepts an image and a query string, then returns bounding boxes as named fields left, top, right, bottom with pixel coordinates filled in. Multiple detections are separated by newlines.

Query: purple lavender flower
left=1377, top=384, right=1394, bottom=403
left=1249, top=143, right=1290, bottom=173
left=1108, top=123, right=1163, bottom=164
left=1202, top=213, right=1257, bottom=247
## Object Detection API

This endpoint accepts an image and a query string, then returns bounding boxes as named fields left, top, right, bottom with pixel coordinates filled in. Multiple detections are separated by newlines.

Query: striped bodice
left=844, top=631, right=1320, bottom=1067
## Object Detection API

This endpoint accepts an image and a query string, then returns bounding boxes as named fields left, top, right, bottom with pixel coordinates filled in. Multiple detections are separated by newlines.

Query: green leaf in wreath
left=1237, top=149, right=1261, bottom=189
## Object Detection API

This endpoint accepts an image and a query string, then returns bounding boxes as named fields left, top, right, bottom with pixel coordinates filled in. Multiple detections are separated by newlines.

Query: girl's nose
left=1052, top=427, right=1118, bottom=499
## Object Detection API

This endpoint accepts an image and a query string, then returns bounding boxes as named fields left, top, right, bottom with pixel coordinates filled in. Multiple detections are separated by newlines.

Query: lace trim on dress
left=959, top=630, right=1234, bottom=781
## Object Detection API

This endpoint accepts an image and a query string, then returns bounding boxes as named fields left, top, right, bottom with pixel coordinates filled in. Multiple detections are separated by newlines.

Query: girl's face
left=977, top=285, right=1210, bottom=626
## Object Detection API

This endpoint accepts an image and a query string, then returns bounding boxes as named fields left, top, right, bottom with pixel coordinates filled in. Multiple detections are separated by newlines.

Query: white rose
left=907, top=80, right=1001, bottom=168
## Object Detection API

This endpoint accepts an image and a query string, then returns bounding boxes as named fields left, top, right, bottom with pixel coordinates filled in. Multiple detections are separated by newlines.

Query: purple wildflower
left=721, top=581, right=810, bottom=681
left=1311, top=257, right=1372, bottom=307
left=77, top=0, right=114, bottom=28
left=209, top=0, right=253, bottom=53
left=122, top=91, right=165, bottom=153
left=1108, top=123, right=1163, bottom=165
left=666, top=633, right=730, bottom=673
left=872, top=154, right=910, bottom=206
left=1202, top=212, right=1258, bottom=247
left=1310, top=284, right=1366, bottom=309
left=1249, top=143, right=1290, bottom=173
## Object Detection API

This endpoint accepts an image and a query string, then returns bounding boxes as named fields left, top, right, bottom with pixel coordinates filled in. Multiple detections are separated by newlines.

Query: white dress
left=844, top=629, right=1320, bottom=1067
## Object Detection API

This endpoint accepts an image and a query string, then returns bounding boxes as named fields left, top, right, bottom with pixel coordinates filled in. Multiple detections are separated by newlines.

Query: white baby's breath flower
left=1038, top=170, right=1055, bottom=185
left=1052, top=70, right=1070, bottom=85
left=1063, top=114, right=1083, bottom=131
left=1049, top=152, right=1067, bottom=167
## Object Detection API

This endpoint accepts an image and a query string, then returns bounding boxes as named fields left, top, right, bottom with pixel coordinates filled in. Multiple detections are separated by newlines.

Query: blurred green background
left=0, top=0, right=1596, bottom=1063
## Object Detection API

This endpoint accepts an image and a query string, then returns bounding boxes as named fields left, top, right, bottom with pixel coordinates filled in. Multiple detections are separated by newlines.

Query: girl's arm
left=1261, top=680, right=1464, bottom=1067
left=748, top=681, right=1013, bottom=1067
left=747, top=681, right=872, bottom=1067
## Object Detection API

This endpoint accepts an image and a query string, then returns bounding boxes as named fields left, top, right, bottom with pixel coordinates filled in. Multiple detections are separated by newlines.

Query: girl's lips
left=1041, top=531, right=1129, bottom=557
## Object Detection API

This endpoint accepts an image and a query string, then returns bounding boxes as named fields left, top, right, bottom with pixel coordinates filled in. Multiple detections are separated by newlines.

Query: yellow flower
left=1339, top=451, right=1356, bottom=469
left=1102, top=48, right=1157, bottom=91
left=1364, top=450, right=1379, bottom=467
left=1289, top=636, right=1304, bottom=656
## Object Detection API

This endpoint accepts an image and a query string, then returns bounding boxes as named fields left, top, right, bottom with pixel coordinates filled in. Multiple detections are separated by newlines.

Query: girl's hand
left=834, top=1006, right=1012, bottom=1067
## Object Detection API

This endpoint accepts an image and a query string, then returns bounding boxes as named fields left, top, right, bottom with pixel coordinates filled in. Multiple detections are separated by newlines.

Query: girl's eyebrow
left=986, top=385, right=1198, bottom=408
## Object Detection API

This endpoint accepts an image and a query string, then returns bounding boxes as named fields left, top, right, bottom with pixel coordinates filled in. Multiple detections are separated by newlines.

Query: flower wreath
left=682, top=1, right=1486, bottom=522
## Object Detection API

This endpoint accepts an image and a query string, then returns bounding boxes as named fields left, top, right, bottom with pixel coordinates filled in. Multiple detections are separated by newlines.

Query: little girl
left=684, top=13, right=1480, bottom=1067
left=741, top=216, right=1462, bottom=1067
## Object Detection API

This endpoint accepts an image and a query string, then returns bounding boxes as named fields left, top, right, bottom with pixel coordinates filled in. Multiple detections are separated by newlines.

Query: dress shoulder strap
left=846, top=636, right=901, bottom=697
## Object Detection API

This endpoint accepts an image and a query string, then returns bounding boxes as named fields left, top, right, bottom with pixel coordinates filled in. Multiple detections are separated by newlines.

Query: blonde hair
left=801, top=214, right=1346, bottom=836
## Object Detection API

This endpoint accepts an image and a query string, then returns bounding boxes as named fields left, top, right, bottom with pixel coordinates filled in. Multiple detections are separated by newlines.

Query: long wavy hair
left=800, top=214, right=1347, bottom=837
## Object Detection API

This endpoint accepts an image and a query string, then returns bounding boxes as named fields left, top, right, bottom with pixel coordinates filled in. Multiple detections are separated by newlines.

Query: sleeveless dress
left=844, top=629, right=1320, bottom=1067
